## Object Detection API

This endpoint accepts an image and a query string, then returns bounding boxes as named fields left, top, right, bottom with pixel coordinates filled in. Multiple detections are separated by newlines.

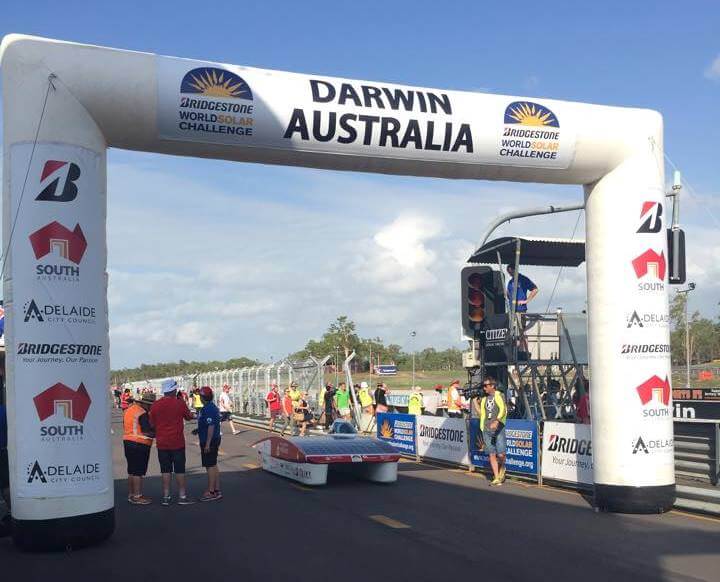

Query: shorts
left=220, top=411, right=232, bottom=422
left=482, top=427, right=507, bottom=456
left=123, top=441, right=151, bottom=477
left=158, top=448, right=186, bottom=474
left=339, top=408, right=351, bottom=417
left=270, top=409, right=281, bottom=419
left=201, top=439, right=221, bottom=468
left=0, top=448, right=9, bottom=489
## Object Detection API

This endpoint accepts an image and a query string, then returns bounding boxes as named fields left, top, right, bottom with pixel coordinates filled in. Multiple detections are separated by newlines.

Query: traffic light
left=461, top=266, right=505, bottom=339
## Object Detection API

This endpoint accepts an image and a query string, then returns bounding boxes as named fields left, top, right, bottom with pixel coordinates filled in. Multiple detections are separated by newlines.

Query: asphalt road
left=2, top=414, right=719, bottom=581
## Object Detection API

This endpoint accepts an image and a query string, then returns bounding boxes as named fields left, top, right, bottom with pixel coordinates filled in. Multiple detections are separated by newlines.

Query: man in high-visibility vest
left=479, top=376, right=507, bottom=486
left=123, top=391, right=156, bottom=504
left=407, top=386, right=424, bottom=416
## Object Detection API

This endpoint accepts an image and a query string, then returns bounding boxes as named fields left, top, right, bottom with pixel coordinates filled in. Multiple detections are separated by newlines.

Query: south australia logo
left=29, top=221, right=87, bottom=283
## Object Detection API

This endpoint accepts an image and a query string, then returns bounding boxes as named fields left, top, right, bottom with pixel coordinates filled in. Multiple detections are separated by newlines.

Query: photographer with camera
left=479, top=377, right=507, bottom=487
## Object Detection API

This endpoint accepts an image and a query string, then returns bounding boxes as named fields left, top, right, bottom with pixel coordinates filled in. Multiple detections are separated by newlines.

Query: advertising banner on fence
left=416, top=415, right=470, bottom=465
left=376, top=413, right=416, bottom=455
left=541, top=421, right=593, bottom=485
left=469, top=419, right=539, bottom=475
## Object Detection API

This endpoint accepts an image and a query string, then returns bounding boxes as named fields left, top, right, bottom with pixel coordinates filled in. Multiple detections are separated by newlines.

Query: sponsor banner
left=376, top=413, right=416, bottom=455
left=468, top=419, right=538, bottom=475
left=416, top=415, right=469, bottom=465
left=9, top=143, right=110, bottom=499
left=541, top=421, right=594, bottom=485
left=157, top=57, right=576, bottom=170
left=673, top=400, right=720, bottom=421
left=673, top=387, right=720, bottom=402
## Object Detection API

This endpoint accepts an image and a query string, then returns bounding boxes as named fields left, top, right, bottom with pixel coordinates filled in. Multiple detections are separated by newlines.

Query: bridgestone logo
left=620, top=344, right=671, bottom=354
left=18, top=343, right=103, bottom=355
left=418, top=425, right=464, bottom=442
left=547, top=434, right=592, bottom=456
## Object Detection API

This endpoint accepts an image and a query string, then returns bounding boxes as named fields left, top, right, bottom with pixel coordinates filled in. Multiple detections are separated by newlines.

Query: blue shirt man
left=506, top=265, right=538, bottom=313
left=198, top=400, right=221, bottom=446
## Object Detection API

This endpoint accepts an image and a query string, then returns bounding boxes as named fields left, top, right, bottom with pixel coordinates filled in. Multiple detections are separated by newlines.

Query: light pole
left=676, top=283, right=696, bottom=390
left=409, top=330, right=417, bottom=388
left=335, top=345, right=340, bottom=387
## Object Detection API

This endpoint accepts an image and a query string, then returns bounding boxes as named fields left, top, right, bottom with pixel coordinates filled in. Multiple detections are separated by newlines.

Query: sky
left=1, top=1, right=719, bottom=368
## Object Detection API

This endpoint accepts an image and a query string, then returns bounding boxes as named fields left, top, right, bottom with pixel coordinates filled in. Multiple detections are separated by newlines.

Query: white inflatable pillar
left=1, top=45, right=113, bottom=549
left=586, top=127, right=674, bottom=512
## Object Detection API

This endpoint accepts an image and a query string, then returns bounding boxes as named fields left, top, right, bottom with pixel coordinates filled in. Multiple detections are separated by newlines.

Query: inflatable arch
left=0, top=35, right=674, bottom=548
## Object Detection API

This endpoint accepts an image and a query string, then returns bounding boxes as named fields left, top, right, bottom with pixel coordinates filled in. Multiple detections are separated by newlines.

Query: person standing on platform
left=150, top=379, right=195, bottom=506
left=358, top=381, right=374, bottom=415
left=122, top=392, right=156, bottom=505
left=480, top=377, right=507, bottom=486
left=506, top=264, right=538, bottom=355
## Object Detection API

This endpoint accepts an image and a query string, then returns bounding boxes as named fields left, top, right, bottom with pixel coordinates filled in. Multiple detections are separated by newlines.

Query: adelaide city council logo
left=631, top=436, right=673, bottom=455
left=632, top=248, right=666, bottom=292
left=26, top=460, right=101, bottom=484
left=503, top=101, right=559, bottom=127
left=35, top=160, right=80, bottom=202
left=177, top=67, right=255, bottom=138
left=626, top=309, right=670, bottom=329
left=33, top=382, right=91, bottom=442
left=635, top=375, right=671, bottom=418
left=23, top=298, right=96, bottom=325
left=29, top=221, right=87, bottom=283
left=637, top=201, right=663, bottom=234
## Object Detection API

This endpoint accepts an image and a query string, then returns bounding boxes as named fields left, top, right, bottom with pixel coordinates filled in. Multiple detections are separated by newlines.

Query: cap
left=360, top=381, right=368, bottom=389
left=199, top=386, right=214, bottom=401
left=290, top=381, right=298, bottom=387
left=450, top=379, right=460, bottom=386
left=162, top=379, right=178, bottom=393
left=433, top=384, right=444, bottom=390
left=140, top=392, right=156, bottom=405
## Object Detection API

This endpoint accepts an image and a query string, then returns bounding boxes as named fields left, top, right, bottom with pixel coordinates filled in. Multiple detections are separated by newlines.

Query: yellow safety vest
left=408, top=392, right=423, bottom=416
left=480, top=391, right=507, bottom=431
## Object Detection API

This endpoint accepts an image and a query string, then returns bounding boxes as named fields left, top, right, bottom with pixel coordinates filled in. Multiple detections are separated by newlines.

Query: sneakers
left=201, top=490, right=223, bottom=502
left=128, top=495, right=152, bottom=505
left=490, top=477, right=503, bottom=487
left=161, top=495, right=172, bottom=506
left=177, top=495, right=195, bottom=505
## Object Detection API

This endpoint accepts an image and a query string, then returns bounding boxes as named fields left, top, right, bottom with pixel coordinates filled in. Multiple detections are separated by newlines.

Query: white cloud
left=704, top=55, right=720, bottom=81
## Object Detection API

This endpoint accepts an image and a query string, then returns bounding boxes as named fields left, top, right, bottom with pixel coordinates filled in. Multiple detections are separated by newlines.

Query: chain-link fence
left=121, top=356, right=330, bottom=419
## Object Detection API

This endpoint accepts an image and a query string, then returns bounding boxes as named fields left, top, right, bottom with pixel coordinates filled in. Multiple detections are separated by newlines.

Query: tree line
left=110, top=316, right=463, bottom=383
left=669, top=293, right=720, bottom=365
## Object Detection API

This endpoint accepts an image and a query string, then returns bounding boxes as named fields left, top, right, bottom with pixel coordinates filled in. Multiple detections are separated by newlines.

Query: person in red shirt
left=149, top=379, right=194, bottom=506
left=265, top=382, right=282, bottom=432
left=280, top=388, right=295, bottom=436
